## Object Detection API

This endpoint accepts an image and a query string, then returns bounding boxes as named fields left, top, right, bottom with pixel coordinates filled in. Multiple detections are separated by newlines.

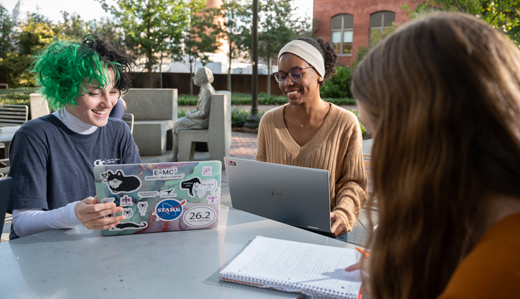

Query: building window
left=331, top=14, right=353, bottom=55
left=370, top=11, right=395, bottom=44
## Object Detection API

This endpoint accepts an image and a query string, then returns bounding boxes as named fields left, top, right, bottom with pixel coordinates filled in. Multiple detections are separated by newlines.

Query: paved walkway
left=229, top=132, right=258, bottom=159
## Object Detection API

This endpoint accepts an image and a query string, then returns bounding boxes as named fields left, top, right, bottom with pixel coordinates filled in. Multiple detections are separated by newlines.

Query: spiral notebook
left=219, top=236, right=363, bottom=299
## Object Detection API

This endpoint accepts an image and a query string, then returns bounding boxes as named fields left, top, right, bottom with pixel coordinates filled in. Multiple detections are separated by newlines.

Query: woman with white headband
left=255, top=37, right=367, bottom=240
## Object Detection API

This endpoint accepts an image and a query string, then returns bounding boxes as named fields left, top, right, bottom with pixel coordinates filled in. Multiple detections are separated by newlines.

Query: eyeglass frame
left=273, top=66, right=315, bottom=84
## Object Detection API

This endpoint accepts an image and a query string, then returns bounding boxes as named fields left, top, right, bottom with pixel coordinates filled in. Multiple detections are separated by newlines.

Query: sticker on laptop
left=152, top=199, right=186, bottom=221
left=227, top=160, right=237, bottom=166
left=202, top=166, right=213, bottom=176
left=183, top=206, right=217, bottom=227
left=120, top=195, right=134, bottom=207
left=137, top=202, right=148, bottom=216
left=109, top=221, right=148, bottom=231
left=101, top=197, right=116, bottom=204
left=180, top=177, right=218, bottom=198
left=101, top=170, right=142, bottom=194
left=122, top=208, right=133, bottom=219
left=207, top=195, right=219, bottom=204
left=144, top=167, right=185, bottom=181
left=137, top=189, right=177, bottom=199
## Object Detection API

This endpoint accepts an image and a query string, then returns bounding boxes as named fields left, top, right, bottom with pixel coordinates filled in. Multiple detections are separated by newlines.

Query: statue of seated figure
left=168, top=67, right=215, bottom=162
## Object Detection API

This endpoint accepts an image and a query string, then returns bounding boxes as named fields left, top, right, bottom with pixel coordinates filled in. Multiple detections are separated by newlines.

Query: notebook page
left=221, top=236, right=363, bottom=297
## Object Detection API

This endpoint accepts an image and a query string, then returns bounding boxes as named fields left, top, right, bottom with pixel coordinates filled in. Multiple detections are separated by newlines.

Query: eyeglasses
left=273, top=66, right=314, bottom=84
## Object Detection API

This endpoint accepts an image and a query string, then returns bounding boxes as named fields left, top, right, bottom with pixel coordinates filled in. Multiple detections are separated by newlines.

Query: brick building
left=313, top=0, right=422, bottom=65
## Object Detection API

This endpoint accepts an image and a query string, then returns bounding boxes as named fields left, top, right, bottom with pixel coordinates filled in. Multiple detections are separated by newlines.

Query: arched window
left=331, top=14, right=353, bottom=55
left=370, top=11, right=395, bottom=43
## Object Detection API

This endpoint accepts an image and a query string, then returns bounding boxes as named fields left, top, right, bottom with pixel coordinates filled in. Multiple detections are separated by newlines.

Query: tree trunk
left=159, top=53, right=163, bottom=89
left=267, top=56, right=271, bottom=96
left=147, top=49, right=153, bottom=88
left=189, top=56, right=194, bottom=95
left=227, top=40, right=232, bottom=92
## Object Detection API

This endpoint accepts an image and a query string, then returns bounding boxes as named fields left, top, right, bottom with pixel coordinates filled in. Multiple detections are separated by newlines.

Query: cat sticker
left=180, top=177, right=218, bottom=198
left=102, top=170, right=141, bottom=194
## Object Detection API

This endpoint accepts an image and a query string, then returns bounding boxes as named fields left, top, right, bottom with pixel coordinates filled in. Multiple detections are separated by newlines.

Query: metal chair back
left=0, top=104, right=29, bottom=127
left=122, top=113, right=134, bottom=134
left=0, top=177, right=12, bottom=237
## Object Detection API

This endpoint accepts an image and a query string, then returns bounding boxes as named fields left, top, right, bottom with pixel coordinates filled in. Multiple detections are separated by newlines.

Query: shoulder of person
left=16, top=114, right=59, bottom=136
left=438, top=212, right=520, bottom=299
left=328, top=104, right=359, bottom=128
left=261, top=105, right=284, bottom=122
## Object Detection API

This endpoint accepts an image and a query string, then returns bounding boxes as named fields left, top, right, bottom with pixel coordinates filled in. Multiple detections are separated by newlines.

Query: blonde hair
left=351, top=12, right=520, bottom=299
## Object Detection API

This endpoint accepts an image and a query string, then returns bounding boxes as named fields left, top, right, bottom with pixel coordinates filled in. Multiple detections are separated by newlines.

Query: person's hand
left=330, top=212, right=348, bottom=237
left=74, top=196, right=125, bottom=230
left=346, top=248, right=370, bottom=272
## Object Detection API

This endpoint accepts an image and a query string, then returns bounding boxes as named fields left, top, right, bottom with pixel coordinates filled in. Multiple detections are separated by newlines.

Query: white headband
left=278, top=40, right=325, bottom=78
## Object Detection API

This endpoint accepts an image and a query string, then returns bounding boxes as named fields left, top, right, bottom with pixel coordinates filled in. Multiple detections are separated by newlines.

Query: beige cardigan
left=255, top=104, right=368, bottom=231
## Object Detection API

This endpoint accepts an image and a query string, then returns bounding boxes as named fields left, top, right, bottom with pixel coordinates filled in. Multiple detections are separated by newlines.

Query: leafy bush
left=0, top=87, right=37, bottom=105
left=231, top=107, right=265, bottom=128
left=320, top=66, right=353, bottom=99
left=347, top=108, right=366, bottom=138
left=178, top=107, right=265, bottom=128
left=178, top=92, right=355, bottom=106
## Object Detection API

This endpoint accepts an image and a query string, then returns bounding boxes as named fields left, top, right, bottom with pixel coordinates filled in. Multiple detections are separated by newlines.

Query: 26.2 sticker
left=183, top=206, right=217, bottom=227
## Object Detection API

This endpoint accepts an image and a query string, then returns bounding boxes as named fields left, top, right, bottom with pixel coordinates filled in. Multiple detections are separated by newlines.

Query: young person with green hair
left=7, top=35, right=141, bottom=239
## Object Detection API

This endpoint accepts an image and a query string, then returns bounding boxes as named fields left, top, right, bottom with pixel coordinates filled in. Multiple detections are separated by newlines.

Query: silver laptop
left=224, top=157, right=333, bottom=236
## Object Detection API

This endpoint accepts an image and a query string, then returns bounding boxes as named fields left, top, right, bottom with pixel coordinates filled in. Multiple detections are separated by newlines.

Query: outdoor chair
left=0, top=104, right=29, bottom=160
left=0, top=104, right=29, bottom=127
left=178, top=91, right=231, bottom=168
left=122, top=113, right=134, bottom=134
left=0, top=177, right=12, bottom=239
left=0, top=158, right=8, bottom=180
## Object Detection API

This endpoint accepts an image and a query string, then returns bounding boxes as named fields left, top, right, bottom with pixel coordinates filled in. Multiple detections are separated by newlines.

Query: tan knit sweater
left=255, top=104, right=368, bottom=231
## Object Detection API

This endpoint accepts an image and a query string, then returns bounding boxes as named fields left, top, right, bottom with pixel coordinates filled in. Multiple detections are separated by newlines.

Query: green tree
left=1, top=13, right=59, bottom=87
left=0, top=4, right=14, bottom=59
left=220, top=0, right=252, bottom=92
left=403, top=0, right=520, bottom=45
left=99, top=0, right=190, bottom=87
left=59, top=11, right=88, bottom=40
left=175, top=0, right=224, bottom=94
left=258, top=0, right=311, bottom=95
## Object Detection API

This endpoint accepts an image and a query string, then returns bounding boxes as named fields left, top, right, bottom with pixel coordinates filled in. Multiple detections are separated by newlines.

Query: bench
left=178, top=91, right=231, bottom=168
left=122, top=89, right=177, bottom=156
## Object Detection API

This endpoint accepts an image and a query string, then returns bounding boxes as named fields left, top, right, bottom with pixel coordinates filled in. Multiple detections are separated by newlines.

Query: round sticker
left=183, top=206, right=217, bottom=227
left=153, top=199, right=185, bottom=221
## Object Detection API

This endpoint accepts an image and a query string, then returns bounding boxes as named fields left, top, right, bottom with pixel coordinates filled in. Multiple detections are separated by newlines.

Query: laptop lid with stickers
left=224, top=157, right=332, bottom=236
left=94, top=161, right=221, bottom=236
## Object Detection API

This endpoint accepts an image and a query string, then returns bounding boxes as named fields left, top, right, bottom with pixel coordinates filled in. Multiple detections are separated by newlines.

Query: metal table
left=0, top=205, right=355, bottom=299
left=0, top=125, right=21, bottom=159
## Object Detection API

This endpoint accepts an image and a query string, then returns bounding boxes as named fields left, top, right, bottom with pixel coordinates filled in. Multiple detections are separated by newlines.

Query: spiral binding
left=220, top=272, right=357, bottom=299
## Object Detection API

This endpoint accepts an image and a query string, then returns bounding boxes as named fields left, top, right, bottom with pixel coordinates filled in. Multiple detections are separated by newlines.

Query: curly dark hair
left=296, top=37, right=338, bottom=86
left=31, top=34, right=135, bottom=110
left=83, top=35, right=135, bottom=94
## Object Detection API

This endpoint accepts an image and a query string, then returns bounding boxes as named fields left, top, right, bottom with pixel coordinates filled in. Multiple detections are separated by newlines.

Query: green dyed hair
left=31, top=37, right=122, bottom=110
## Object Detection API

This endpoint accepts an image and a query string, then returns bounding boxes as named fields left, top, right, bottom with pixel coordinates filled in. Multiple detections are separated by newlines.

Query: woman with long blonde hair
left=350, top=12, right=520, bottom=298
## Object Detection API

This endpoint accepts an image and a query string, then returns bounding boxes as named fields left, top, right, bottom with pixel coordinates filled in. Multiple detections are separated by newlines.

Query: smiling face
left=66, top=68, right=118, bottom=127
left=278, top=53, right=321, bottom=106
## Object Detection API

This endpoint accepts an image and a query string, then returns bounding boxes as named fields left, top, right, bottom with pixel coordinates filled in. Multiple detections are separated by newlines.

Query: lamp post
left=244, top=0, right=258, bottom=128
